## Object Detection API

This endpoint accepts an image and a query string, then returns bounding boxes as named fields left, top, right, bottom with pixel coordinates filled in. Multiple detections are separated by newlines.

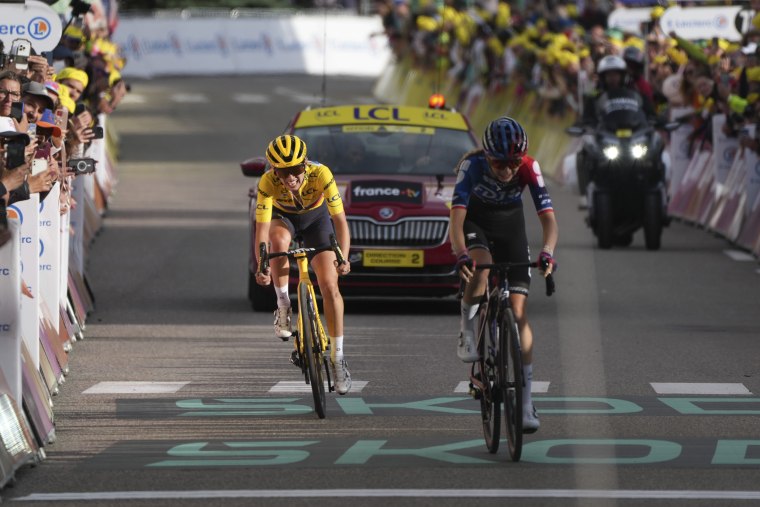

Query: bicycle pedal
left=468, top=384, right=482, bottom=400
left=289, top=350, right=302, bottom=369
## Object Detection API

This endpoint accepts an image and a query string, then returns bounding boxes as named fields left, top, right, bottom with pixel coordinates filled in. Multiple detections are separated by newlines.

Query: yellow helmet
left=266, top=135, right=307, bottom=168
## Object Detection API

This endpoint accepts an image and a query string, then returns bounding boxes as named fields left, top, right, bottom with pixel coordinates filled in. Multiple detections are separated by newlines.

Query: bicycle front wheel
left=299, top=283, right=326, bottom=419
left=479, top=298, right=501, bottom=453
left=501, top=307, right=523, bottom=462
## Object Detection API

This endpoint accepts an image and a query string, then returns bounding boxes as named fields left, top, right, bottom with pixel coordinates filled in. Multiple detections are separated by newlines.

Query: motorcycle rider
left=576, top=55, right=656, bottom=203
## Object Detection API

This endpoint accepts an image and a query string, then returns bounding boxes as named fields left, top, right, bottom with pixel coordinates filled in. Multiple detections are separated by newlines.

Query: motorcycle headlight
left=603, top=145, right=620, bottom=160
left=631, top=144, right=648, bottom=159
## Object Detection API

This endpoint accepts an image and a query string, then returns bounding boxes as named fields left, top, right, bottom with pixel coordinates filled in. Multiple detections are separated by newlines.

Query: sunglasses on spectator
left=274, top=163, right=306, bottom=178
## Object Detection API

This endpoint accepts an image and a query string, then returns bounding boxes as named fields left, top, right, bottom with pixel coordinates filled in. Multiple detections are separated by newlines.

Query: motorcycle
left=567, top=109, right=679, bottom=250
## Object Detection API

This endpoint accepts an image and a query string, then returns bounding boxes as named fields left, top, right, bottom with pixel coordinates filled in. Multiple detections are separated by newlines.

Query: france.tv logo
left=28, top=17, right=52, bottom=40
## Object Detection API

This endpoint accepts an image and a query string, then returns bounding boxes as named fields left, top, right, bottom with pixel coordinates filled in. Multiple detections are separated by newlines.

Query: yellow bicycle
left=258, top=234, right=346, bottom=419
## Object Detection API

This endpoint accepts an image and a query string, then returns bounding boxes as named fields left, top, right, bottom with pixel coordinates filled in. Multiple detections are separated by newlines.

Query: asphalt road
left=3, top=75, right=760, bottom=507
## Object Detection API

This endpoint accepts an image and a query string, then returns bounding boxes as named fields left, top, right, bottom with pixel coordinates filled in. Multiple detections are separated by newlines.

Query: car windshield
left=294, top=125, right=476, bottom=175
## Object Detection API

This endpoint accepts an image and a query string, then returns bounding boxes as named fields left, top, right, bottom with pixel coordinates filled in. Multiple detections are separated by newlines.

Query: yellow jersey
left=255, top=161, right=344, bottom=223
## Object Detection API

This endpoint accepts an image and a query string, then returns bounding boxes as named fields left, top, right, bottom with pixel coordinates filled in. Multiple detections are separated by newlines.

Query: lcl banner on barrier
left=112, top=14, right=390, bottom=78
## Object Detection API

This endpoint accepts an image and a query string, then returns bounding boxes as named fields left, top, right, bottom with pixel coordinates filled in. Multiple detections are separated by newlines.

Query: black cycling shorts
left=463, top=202, right=531, bottom=295
left=273, top=201, right=334, bottom=250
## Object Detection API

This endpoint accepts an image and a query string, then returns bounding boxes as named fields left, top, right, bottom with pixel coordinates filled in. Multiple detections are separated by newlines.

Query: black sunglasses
left=274, top=163, right=306, bottom=178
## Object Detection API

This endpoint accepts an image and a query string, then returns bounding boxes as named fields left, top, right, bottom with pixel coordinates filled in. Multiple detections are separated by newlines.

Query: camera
left=3, top=138, right=27, bottom=169
left=70, top=0, right=92, bottom=17
left=66, top=157, right=97, bottom=175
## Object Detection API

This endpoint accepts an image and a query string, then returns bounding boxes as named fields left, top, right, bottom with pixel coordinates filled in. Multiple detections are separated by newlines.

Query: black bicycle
left=463, top=261, right=555, bottom=462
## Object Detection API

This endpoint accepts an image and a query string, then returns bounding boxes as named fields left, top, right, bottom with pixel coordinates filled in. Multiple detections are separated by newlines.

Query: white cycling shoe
left=523, top=404, right=540, bottom=433
left=274, top=307, right=292, bottom=340
left=330, top=357, right=352, bottom=395
left=457, top=331, right=480, bottom=362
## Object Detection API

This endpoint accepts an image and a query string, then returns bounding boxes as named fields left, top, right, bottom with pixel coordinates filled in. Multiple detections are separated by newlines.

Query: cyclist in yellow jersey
left=254, top=135, right=352, bottom=394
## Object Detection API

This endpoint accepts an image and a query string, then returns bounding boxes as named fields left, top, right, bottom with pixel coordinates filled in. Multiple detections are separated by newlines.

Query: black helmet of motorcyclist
left=596, top=55, right=628, bottom=91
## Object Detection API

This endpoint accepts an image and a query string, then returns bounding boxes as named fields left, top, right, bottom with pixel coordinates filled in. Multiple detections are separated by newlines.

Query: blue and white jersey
left=451, top=152, right=554, bottom=215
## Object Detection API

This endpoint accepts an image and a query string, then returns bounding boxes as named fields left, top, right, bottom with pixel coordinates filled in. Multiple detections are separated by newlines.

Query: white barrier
left=0, top=116, right=117, bottom=486
left=664, top=114, right=760, bottom=257
left=111, top=14, right=391, bottom=78
left=0, top=224, right=22, bottom=403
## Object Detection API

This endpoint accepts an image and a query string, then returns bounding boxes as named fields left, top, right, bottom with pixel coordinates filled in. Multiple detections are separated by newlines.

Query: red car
left=241, top=104, right=478, bottom=310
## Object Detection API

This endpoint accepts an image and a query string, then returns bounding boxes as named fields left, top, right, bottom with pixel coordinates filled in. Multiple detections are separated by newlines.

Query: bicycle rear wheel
left=299, top=283, right=326, bottom=419
left=501, top=307, right=523, bottom=462
left=478, top=298, right=501, bottom=453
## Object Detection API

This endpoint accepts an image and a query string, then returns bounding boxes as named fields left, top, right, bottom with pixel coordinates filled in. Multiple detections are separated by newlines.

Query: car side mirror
left=240, top=156, right=267, bottom=177
left=565, top=125, right=585, bottom=137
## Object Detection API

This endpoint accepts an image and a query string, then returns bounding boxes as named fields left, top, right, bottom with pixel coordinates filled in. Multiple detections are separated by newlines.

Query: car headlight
left=603, top=145, right=620, bottom=160
left=631, top=144, right=648, bottom=159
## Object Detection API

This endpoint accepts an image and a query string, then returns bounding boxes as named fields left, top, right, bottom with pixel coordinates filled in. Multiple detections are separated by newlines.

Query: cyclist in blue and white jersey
left=449, top=116, right=558, bottom=432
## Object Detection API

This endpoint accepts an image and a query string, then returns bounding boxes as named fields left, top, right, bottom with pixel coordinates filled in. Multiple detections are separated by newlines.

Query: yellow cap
left=58, top=84, right=76, bottom=114
left=747, top=67, right=760, bottom=82
left=56, top=67, right=89, bottom=88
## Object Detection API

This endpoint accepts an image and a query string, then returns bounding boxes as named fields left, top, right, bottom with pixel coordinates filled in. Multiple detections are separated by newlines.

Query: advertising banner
left=711, top=114, right=740, bottom=185
left=113, top=15, right=390, bottom=78
left=39, top=186, right=61, bottom=333
left=668, top=107, right=694, bottom=194
left=0, top=225, right=22, bottom=402
left=742, top=125, right=760, bottom=216
left=608, top=8, right=652, bottom=36
left=659, top=6, right=746, bottom=41
left=0, top=0, right=63, bottom=53
left=7, top=197, right=40, bottom=367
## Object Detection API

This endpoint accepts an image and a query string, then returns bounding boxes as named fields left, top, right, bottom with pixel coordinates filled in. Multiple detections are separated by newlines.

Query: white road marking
left=268, top=380, right=368, bottom=393
left=723, top=249, right=756, bottom=261
left=650, top=383, right=752, bottom=395
left=455, top=381, right=549, bottom=393
left=232, top=93, right=269, bottom=104
left=170, top=93, right=208, bottom=103
left=15, top=489, right=760, bottom=501
left=82, top=381, right=189, bottom=394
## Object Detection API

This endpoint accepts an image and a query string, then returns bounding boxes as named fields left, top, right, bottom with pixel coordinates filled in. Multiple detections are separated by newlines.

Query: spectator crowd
left=375, top=0, right=760, bottom=162
left=1, top=0, right=128, bottom=248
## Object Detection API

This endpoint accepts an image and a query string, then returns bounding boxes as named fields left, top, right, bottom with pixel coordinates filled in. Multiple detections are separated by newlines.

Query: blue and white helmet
left=482, top=117, right=528, bottom=160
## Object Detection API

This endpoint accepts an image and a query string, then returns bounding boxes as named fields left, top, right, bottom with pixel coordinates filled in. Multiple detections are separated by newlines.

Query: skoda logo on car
left=378, top=207, right=394, bottom=220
